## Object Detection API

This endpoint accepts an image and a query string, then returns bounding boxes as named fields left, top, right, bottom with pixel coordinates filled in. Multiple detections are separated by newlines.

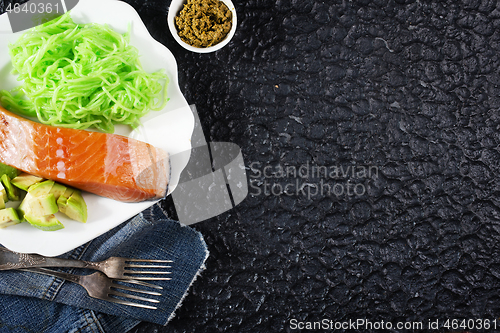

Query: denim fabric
left=0, top=203, right=209, bottom=333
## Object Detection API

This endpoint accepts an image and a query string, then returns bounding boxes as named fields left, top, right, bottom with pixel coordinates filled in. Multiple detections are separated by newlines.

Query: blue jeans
left=0, top=204, right=208, bottom=333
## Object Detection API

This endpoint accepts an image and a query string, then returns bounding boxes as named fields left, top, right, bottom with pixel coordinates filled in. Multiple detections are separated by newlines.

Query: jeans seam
left=83, top=310, right=100, bottom=333
left=41, top=276, right=64, bottom=301
left=89, top=311, right=105, bottom=333
left=74, top=323, right=94, bottom=333
left=40, top=242, right=93, bottom=301
left=73, top=310, right=103, bottom=333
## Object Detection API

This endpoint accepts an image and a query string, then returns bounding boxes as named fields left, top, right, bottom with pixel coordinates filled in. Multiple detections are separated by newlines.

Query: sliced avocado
left=28, top=180, right=55, bottom=196
left=24, top=213, right=64, bottom=231
left=15, top=181, right=87, bottom=229
left=28, top=180, right=68, bottom=200
left=0, top=163, right=20, bottom=179
left=55, top=187, right=75, bottom=209
left=0, top=183, right=7, bottom=202
left=0, top=207, right=20, bottom=228
left=28, top=193, right=58, bottom=216
left=0, top=194, right=5, bottom=210
left=1, top=174, right=19, bottom=201
left=49, top=182, right=67, bottom=200
left=56, top=195, right=66, bottom=207
left=60, top=187, right=75, bottom=200
left=11, top=173, right=44, bottom=191
left=58, top=190, right=87, bottom=223
left=17, top=192, right=32, bottom=220
left=18, top=192, right=63, bottom=231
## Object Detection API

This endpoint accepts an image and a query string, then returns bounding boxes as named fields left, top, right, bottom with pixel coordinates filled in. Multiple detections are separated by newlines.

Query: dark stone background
left=4, top=0, right=500, bottom=332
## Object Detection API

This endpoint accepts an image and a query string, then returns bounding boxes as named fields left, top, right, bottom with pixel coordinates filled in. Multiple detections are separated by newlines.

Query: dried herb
left=175, top=0, right=232, bottom=48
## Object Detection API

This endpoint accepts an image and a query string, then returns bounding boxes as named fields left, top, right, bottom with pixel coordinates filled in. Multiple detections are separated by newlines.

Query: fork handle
left=21, top=267, right=82, bottom=285
left=34, top=256, right=100, bottom=270
left=0, top=249, right=101, bottom=271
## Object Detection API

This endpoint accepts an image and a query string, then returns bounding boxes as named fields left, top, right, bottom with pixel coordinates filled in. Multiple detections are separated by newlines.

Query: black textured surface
left=4, top=0, right=500, bottom=332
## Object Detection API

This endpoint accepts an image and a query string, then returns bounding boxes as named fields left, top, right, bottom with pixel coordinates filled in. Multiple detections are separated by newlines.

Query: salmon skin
left=0, top=106, right=169, bottom=202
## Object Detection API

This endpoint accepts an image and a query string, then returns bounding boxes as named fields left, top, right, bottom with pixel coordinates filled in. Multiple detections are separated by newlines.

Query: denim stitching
left=82, top=310, right=100, bottom=333
left=73, top=310, right=101, bottom=333
left=40, top=276, right=64, bottom=301
left=40, top=241, right=92, bottom=301
left=89, top=311, right=106, bottom=333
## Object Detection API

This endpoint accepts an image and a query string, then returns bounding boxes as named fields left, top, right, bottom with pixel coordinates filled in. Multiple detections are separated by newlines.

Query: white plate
left=0, top=0, right=195, bottom=256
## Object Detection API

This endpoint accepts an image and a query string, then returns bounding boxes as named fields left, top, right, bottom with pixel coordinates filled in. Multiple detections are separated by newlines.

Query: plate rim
left=0, top=0, right=194, bottom=256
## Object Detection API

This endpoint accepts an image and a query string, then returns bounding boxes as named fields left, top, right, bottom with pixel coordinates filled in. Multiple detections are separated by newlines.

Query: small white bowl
left=167, top=0, right=237, bottom=53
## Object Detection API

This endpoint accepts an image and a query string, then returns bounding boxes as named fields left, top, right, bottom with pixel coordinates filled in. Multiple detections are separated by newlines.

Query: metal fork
left=0, top=247, right=172, bottom=281
left=22, top=267, right=163, bottom=309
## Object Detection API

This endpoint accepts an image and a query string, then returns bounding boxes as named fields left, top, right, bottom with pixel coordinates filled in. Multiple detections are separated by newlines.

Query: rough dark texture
left=3, top=0, right=500, bottom=332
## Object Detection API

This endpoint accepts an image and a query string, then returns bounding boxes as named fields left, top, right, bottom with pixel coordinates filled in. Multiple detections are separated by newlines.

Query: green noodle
left=0, top=13, right=169, bottom=133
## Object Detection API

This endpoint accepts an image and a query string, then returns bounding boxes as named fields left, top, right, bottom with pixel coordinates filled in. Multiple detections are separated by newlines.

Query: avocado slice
left=18, top=193, right=64, bottom=231
left=11, top=173, right=44, bottom=191
left=0, top=207, right=21, bottom=228
left=59, top=187, right=75, bottom=200
left=1, top=174, right=19, bottom=201
left=0, top=163, right=20, bottom=180
left=15, top=180, right=87, bottom=229
left=24, top=213, right=64, bottom=231
left=49, top=182, right=67, bottom=200
left=28, top=180, right=68, bottom=200
left=0, top=194, right=5, bottom=210
left=28, top=180, right=55, bottom=196
left=0, top=183, right=7, bottom=202
left=17, top=193, right=30, bottom=219
left=28, top=193, right=58, bottom=216
left=57, top=190, right=87, bottom=223
left=55, top=187, right=75, bottom=209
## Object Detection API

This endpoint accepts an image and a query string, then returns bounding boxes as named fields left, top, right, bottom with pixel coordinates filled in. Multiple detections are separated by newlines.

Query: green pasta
left=0, top=13, right=168, bottom=133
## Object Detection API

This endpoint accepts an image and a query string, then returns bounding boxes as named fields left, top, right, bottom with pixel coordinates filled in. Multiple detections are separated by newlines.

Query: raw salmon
left=0, top=106, right=169, bottom=202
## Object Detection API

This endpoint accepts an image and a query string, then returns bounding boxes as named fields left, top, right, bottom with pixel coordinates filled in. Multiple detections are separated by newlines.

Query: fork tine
left=122, top=279, right=163, bottom=289
left=125, top=259, right=173, bottom=263
left=111, top=283, right=163, bottom=296
left=121, top=276, right=172, bottom=281
left=109, top=290, right=160, bottom=303
left=125, top=264, right=172, bottom=269
left=107, top=297, right=158, bottom=310
left=124, top=271, right=172, bottom=275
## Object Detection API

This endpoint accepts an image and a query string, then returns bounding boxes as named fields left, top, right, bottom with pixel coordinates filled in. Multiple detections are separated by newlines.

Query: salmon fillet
left=0, top=106, right=169, bottom=202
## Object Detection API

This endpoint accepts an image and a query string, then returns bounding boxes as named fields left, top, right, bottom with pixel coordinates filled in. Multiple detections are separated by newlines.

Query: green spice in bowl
left=168, top=0, right=237, bottom=53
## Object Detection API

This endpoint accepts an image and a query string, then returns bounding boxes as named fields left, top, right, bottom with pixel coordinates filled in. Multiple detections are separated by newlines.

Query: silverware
left=23, top=267, right=162, bottom=309
left=0, top=247, right=172, bottom=280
